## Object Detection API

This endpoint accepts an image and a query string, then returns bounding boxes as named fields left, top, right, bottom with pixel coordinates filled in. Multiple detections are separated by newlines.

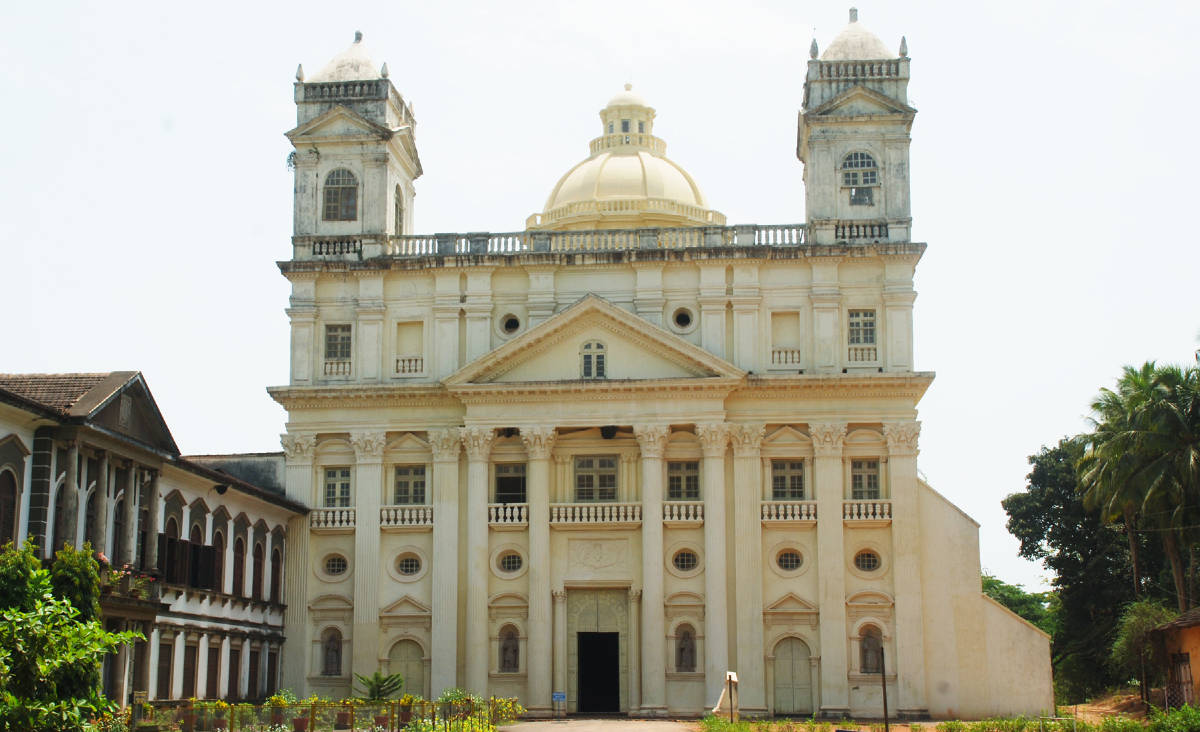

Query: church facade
left=272, top=13, right=1053, bottom=719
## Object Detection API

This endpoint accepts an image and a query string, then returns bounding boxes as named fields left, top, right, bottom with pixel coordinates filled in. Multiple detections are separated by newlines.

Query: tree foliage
left=354, top=670, right=406, bottom=701
left=981, top=573, right=1053, bottom=635
left=1109, top=599, right=1174, bottom=681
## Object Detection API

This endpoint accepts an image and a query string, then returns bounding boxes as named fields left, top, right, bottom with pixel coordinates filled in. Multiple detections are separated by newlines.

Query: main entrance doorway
left=577, top=632, right=620, bottom=712
left=772, top=637, right=814, bottom=715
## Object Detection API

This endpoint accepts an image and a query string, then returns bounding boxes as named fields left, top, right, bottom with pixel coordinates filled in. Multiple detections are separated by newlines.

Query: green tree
left=981, top=573, right=1053, bottom=634
left=1110, top=599, right=1175, bottom=701
left=354, top=670, right=406, bottom=701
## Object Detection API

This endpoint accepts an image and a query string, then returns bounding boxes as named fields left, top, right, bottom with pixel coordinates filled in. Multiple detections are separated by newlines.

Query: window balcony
left=550, top=502, right=641, bottom=529
left=770, top=348, right=803, bottom=368
left=394, top=355, right=424, bottom=375
left=843, top=500, right=892, bottom=526
left=323, top=359, right=352, bottom=377
left=847, top=346, right=878, bottom=364
left=761, top=501, right=817, bottom=526
left=489, top=503, right=528, bottom=530
left=310, top=507, right=355, bottom=533
left=663, top=501, right=703, bottom=525
left=380, top=505, right=433, bottom=530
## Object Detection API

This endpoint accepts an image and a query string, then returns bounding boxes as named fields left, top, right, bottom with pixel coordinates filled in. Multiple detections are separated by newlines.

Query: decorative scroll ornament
left=695, top=423, right=730, bottom=457
left=520, top=426, right=557, bottom=460
left=428, top=428, right=463, bottom=460
left=808, top=423, right=847, bottom=456
left=728, top=423, right=766, bottom=457
left=280, top=433, right=316, bottom=460
left=350, top=431, right=387, bottom=460
left=461, top=426, right=497, bottom=461
left=633, top=424, right=671, bottom=458
left=883, top=421, right=921, bottom=456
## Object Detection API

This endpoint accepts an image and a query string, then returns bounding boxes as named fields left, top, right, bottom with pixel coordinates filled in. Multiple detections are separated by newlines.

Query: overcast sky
left=2, top=0, right=1197, bottom=592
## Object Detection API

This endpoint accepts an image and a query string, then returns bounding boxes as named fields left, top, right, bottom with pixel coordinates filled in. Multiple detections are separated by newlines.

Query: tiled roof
left=0, top=372, right=137, bottom=415
left=1155, top=607, right=1200, bottom=633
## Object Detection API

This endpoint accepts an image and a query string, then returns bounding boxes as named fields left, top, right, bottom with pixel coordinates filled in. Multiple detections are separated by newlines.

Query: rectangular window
left=324, top=468, right=352, bottom=507
left=495, top=463, right=527, bottom=503
left=395, top=321, right=424, bottom=374
left=638, top=121, right=645, bottom=133
left=848, top=310, right=876, bottom=345
left=667, top=461, right=700, bottom=500
left=772, top=460, right=805, bottom=500
left=621, top=119, right=630, bottom=133
left=575, top=456, right=617, bottom=502
left=393, top=465, right=426, bottom=505
left=851, top=459, right=881, bottom=500
left=849, top=186, right=874, bottom=205
left=325, top=324, right=352, bottom=360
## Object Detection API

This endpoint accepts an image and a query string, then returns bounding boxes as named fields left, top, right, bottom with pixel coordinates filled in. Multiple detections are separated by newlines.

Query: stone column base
left=636, top=705, right=669, bottom=718
left=819, top=707, right=851, bottom=719
left=522, top=706, right=555, bottom=719
left=898, top=708, right=931, bottom=720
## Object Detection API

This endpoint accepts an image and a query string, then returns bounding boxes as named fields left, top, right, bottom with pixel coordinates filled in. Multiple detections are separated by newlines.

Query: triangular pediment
left=765, top=593, right=819, bottom=614
left=445, top=295, right=745, bottom=387
left=86, top=374, right=180, bottom=456
left=286, top=105, right=393, bottom=142
left=811, top=85, right=916, bottom=118
left=380, top=595, right=432, bottom=617
left=763, top=426, right=811, bottom=446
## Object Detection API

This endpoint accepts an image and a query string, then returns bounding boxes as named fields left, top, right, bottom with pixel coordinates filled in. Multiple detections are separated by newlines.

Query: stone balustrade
left=847, top=346, right=878, bottom=363
left=771, top=348, right=803, bottom=367
left=761, top=501, right=818, bottom=523
left=380, top=505, right=433, bottom=529
left=395, top=356, right=424, bottom=375
left=842, top=500, right=892, bottom=523
left=663, top=501, right=704, bottom=524
left=835, top=221, right=889, bottom=241
left=589, top=133, right=667, bottom=156
left=310, top=507, right=355, bottom=531
left=550, top=502, right=642, bottom=527
left=323, top=360, right=352, bottom=376
left=488, top=503, right=528, bottom=527
left=816, top=60, right=903, bottom=80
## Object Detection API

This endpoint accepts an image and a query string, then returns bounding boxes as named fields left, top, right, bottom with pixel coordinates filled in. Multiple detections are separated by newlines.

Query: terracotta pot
left=399, top=706, right=413, bottom=724
left=374, top=714, right=390, bottom=730
left=292, top=718, right=310, bottom=732
left=270, top=710, right=285, bottom=725
left=335, top=711, right=352, bottom=729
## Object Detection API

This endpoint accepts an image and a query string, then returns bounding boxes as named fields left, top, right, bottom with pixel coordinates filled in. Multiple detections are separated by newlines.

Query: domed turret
left=528, top=85, right=724, bottom=231
left=310, top=31, right=383, bottom=82
left=822, top=8, right=895, bottom=61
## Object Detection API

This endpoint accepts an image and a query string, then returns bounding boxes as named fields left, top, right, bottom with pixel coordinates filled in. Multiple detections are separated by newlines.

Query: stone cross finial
left=354, top=30, right=363, bottom=43
left=849, top=7, right=858, bottom=22
left=809, top=38, right=819, bottom=59
left=295, top=64, right=304, bottom=82
left=899, top=36, right=908, bottom=57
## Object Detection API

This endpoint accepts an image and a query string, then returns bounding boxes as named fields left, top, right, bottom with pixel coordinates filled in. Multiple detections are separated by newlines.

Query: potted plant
left=211, top=700, right=230, bottom=732
left=397, top=693, right=421, bottom=724
left=334, top=699, right=354, bottom=730
left=265, top=692, right=291, bottom=726
left=353, top=669, right=405, bottom=729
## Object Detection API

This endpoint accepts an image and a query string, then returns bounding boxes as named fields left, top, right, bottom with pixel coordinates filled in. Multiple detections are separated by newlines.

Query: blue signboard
left=552, top=692, right=566, bottom=703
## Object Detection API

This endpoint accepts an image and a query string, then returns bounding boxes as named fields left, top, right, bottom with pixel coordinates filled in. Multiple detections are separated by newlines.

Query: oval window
left=777, top=550, right=803, bottom=571
left=854, top=550, right=881, bottom=572
left=672, top=550, right=699, bottom=572
left=324, top=555, right=348, bottom=575
left=498, top=551, right=523, bottom=573
left=396, top=554, right=422, bottom=576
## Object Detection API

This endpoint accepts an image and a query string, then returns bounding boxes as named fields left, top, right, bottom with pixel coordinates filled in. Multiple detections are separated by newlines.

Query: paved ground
left=502, top=720, right=700, bottom=732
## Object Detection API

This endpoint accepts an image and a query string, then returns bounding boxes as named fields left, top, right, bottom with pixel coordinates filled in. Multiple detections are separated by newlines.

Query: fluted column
left=145, top=470, right=162, bottom=572
left=729, top=423, right=766, bottom=714
left=59, top=440, right=80, bottom=550
left=280, top=433, right=316, bottom=693
left=697, top=423, right=730, bottom=707
left=429, top=428, right=463, bottom=695
left=628, top=589, right=642, bottom=711
left=520, top=425, right=557, bottom=715
left=811, top=422, right=849, bottom=717
left=634, top=423, right=669, bottom=715
left=120, top=463, right=138, bottom=566
left=91, top=450, right=109, bottom=553
left=553, top=589, right=567, bottom=705
left=462, top=426, right=496, bottom=695
left=351, top=431, right=386, bottom=674
left=884, top=421, right=928, bottom=718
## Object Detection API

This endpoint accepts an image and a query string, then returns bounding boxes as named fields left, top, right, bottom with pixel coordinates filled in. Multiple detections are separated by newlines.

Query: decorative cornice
left=428, top=428, right=462, bottom=461
left=728, top=423, right=765, bottom=457
left=633, top=424, right=671, bottom=459
left=280, top=433, right=316, bottom=461
left=883, top=421, right=921, bottom=457
left=808, top=423, right=847, bottom=456
left=350, top=431, right=387, bottom=461
left=267, top=384, right=457, bottom=411
left=461, top=426, right=496, bottom=462
left=739, top=373, right=934, bottom=402
left=519, top=426, right=557, bottom=460
left=450, top=377, right=741, bottom=405
left=696, top=423, right=729, bottom=458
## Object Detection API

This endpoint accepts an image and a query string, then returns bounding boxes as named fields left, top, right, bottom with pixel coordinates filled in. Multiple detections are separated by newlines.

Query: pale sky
left=2, top=0, right=1197, bottom=592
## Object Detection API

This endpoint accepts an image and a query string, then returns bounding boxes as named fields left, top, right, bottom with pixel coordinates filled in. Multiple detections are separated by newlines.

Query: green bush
left=1148, top=705, right=1200, bottom=732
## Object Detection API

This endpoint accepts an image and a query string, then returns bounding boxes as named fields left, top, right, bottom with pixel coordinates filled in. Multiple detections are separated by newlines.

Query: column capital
left=633, top=424, right=670, bottom=459
left=883, top=421, right=921, bottom=457
left=519, top=426, right=557, bottom=460
left=728, top=423, right=765, bottom=457
left=552, top=589, right=567, bottom=603
left=350, top=431, right=387, bottom=462
left=461, top=426, right=496, bottom=462
left=808, top=422, right=847, bottom=457
left=628, top=588, right=642, bottom=602
left=695, top=423, right=729, bottom=458
left=280, top=433, right=317, bottom=462
left=428, top=428, right=462, bottom=461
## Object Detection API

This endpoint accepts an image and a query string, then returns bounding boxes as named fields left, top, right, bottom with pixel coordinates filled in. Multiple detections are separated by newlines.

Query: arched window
left=322, top=169, right=358, bottom=221
left=189, top=524, right=202, bottom=545
left=165, top=516, right=179, bottom=540
left=499, top=625, right=519, bottom=672
left=84, top=490, right=98, bottom=546
left=675, top=624, right=697, bottom=672
left=860, top=625, right=883, bottom=674
left=112, top=499, right=124, bottom=562
left=0, top=470, right=15, bottom=547
left=252, top=542, right=265, bottom=600
left=394, top=184, right=405, bottom=235
left=841, top=152, right=879, bottom=206
left=580, top=341, right=606, bottom=379
left=213, top=530, right=225, bottom=590
left=233, top=537, right=246, bottom=597
left=321, top=628, right=342, bottom=676
left=270, top=547, right=282, bottom=603
left=53, top=483, right=69, bottom=550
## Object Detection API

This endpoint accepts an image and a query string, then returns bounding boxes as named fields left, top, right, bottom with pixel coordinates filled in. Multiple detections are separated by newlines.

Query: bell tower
left=798, top=9, right=914, bottom=244
left=287, top=32, right=422, bottom=254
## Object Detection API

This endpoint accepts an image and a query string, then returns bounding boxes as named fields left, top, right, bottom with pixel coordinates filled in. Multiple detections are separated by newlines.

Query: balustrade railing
left=310, top=507, right=355, bottom=530
left=311, top=237, right=363, bottom=256
left=550, top=502, right=642, bottom=524
left=761, top=501, right=818, bottom=522
left=663, top=501, right=704, bottom=523
left=324, top=359, right=352, bottom=376
left=302, top=80, right=387, bottom=100
left=817, top=60, right=903, bottom=79
left=489, top=503, right=528, bottom=525
left=843, top=500, right=892, bottom=521
left=380, top=505, right=433, bottom=528
left=589, top=133, right=667, bottom=155
left=835, top=221, right=889, bottom=241
left=771, top=348, right=803, bottom=366
left=847, top=346, right=878, bottom=363
left=395, top=355, right=424, bottom=375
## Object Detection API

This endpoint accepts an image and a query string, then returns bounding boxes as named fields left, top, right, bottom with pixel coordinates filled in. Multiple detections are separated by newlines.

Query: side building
left=0, top=372, right=305, bottom=704
left=272, top=14, right=1052, bottom=720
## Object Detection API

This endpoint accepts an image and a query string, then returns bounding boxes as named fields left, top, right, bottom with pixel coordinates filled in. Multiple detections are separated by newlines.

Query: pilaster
left=884, top=421, right=928, bottom=718
left=350, top=431, right=386, bottom=674
left=464, top=269, right=495, bottom=363
left=696, top=422, right=730, bottom=707
left=147, top=627, right=161, bottom=700
left=281, top=433, right=314, bottom=692
left=355, top=273, right=386, bottom=382
left=633, top=423, right=669, bottom=715
left=811, top=421, right=849, bottom=717
left=628, top=588, right=642, bottom=712
left=429, top=428, right=463, bottom=695
left=462, top=426, right=496, bottom=694
left=729, top=423, right=766, bottom=714
left=553, top=589, right=567, bottom=705
left=810, top=259, right=842, bottom=373
left=171, top=629, right=186, bottom=699
left=633, top=263, right=666, bottom=327
left=520, top=425, right=557, bottom=714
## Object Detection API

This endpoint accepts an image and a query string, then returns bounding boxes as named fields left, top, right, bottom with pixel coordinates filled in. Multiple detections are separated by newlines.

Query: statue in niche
left=500, top=627, right=519, bottom=672
left=676, top=625, right=696, bottom=672
left=861, top=626, right=883, bottom=674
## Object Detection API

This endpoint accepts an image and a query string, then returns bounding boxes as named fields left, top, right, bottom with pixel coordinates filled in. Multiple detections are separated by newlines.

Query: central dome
left=528, top=85, right=724, bottom=231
